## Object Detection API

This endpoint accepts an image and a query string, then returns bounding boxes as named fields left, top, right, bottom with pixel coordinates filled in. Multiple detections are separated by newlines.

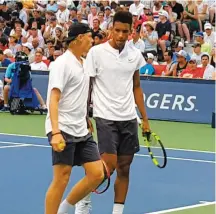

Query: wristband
left=51, top=132, right=61, bottom=137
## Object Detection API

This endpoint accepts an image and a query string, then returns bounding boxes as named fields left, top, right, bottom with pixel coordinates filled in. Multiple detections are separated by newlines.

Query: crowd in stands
left=0, top=0, right=215, bottom=81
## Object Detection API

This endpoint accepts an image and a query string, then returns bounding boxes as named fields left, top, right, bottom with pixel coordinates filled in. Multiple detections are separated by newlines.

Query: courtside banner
left=140, top=76, right=215, bottom=124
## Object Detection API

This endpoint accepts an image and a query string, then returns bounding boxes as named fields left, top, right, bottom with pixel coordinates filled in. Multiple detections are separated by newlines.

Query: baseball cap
left=189, top=56, right=197, bottom=63
left=22, top=42, right=33, bottom=50
left=105, top=6, right=111, bottom=10
left=3, top=49, right=13, bottom=57
left=57, top=1, right=66, bottom=8
left=177, top=50, right=187, bottom=58
left=147, top=53, right=154, bottom=59
left=65, top=22, right=91, bottom=43
left=192, top=42, right=201, bottom=48
left=204, top=23, right=212, bottom=30
left=159, top=10, right=169, bottom=19
left=195, top=32, right=204, bottom=38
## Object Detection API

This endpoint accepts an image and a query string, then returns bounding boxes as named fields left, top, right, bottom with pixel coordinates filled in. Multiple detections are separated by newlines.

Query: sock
left=4, top=104, right=8, bottom=107
left=58, top=199, right=75, bottom=214
left=112, top=203, right=124, bottom=214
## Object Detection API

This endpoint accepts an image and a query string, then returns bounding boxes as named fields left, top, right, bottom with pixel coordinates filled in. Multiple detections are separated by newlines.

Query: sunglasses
left=189, top=61, right=196, bottom=64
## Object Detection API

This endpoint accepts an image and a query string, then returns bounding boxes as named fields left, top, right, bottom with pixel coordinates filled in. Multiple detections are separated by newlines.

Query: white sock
left=58, top=199, right=75, bottom=214
left=112, top=203, right=124, bottom=214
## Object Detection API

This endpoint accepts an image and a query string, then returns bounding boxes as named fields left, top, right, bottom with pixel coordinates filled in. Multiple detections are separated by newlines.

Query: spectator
left=140, top=53, right=155, bottom=75
left=172, top=41, right=191, bottom=63
left=25, top=27, right=44, bottom=48
left=152, top=0, right=163, bottom=22
left=0, top=17, right=10, bottom=36
left=30, top=50, right=48, bottom=71
left=198, top=53, right=215, bottom=80
left=0, top=49, right=11, bottom=67
left=15, top=2, right=27, bottom=24
left=129, top=0, right=144, bottom=19
left=0, top=27, right=8, bottom=40
left=91, top=18, right=101, bottom=38
left=10, top=18, right=27, bottom=37
left=127, top=24, right=145, bottom=54
left=194, top=32, right=211, bottom=55
left=8, top=34, right=21, bottom=55
left=169, top=0, right=184, bottom=21
left=98, top=11, right=108, bottom=31
left=43, top=16, right=59, bottom=39
left=191, top=42, right=203, bottom=65
left=179, top=57, right=203, bottom=78
left=93, top=33, right=103, bottom=46
left=210, top=43, right=216, bottom=67
left=3, top=49, right=14, bottom=62
left=22, top=42, right=34, bottom=63
left=156, top=10, right=171, bottom=55
left=173, top=50, right=188, bottom=76
left=104, top=6, right=112, bottom=28
left=69, top=7, right=78, bottom=22
left=0, top=0, right=11, bottom=21
left=163, top=50, right=176, bottom=76
left=88, top=4, right=98, bottom=28
left=77, top=0, right=90, bottom=20
left=141, top=21, right=158, bottom=57
left=203, top=23, right=215, bottom=49
left=178, top=0, right=199, bottom=44
left=31, top=38, right=40, bottom=54
left=56, top=1, right=70, bottom=24
left=46, top=0, right=58, bottom=13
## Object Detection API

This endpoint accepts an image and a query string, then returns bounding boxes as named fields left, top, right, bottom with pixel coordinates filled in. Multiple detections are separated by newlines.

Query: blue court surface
left=0, top=133, right=215, bottom=214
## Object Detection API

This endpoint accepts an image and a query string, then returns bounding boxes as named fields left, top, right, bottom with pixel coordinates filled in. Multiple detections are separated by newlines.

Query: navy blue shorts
left=47, top=131, right=100, bottom=166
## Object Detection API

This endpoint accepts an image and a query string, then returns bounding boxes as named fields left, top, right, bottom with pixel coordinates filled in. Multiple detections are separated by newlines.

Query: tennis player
left=45, top=23, right=104, bottom=214
left=74, top=11, right=150, bottom=214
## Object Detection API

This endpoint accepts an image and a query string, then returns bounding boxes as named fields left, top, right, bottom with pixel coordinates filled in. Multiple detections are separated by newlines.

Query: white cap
left=147, top=53, right=154, bottom=59
left=3, top=49, right=13, bottom=57
left=178, top=41, right=184, bottom=47
left=159, top=10, right=169, bottom=19
left=204, top=23, right=212, bottom=30
left=22, top=42, right=33, bottom=50
left=177, top=50, right=187, bottom=58
left=57, top=0, right=66, bottom=8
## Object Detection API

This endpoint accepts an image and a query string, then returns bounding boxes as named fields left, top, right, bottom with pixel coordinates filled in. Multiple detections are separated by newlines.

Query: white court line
left=146, top=201, right=216, bottom=214
left=0, top=141, right=215, bottom=164
left=135, top=154, right=216, bottom=164
left=0, top=132, right=215, bottom=154
left=0, top=144, right=31, bottom=149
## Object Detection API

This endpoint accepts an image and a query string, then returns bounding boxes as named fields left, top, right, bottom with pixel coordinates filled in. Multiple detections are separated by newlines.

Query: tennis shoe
left=75, top=194, right=92, bottom=214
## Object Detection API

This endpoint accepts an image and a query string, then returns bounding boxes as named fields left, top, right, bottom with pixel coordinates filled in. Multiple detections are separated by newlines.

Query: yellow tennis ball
left=58, top=141, right=65, bottom=150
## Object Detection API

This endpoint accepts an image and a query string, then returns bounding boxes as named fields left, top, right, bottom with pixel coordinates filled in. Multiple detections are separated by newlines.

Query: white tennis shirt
left=86, top=41, right=146, bottom=121
left=45, top=50, right=89, bottom=137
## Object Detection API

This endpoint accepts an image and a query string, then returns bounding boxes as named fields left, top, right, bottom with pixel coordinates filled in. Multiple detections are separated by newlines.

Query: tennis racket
left=143, top=131, right=167, bottom=169
left=93, top=160, right=111, bottom=194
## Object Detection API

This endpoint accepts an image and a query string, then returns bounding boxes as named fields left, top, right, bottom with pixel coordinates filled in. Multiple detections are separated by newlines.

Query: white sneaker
left=75, top=194, right=92, bottom=214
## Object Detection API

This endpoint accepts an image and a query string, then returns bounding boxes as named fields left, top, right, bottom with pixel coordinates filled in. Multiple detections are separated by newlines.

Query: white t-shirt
left=198, top=64, right=215, bottom=79
left=45, top=50, right=89, bottom=137
left=129, top=3, right=144, bottom=18
left=85, top=42, right=146, bottom=121
left=127, top=38, right=145, bottom=53
left=30, top=61, right=48, bottom=71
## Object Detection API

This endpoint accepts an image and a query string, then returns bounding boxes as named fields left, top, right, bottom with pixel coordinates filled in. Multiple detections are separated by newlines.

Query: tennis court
left=0, top=114, right=215, bottom=214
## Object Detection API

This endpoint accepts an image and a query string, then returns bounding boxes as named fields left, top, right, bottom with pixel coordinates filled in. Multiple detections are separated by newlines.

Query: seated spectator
left=163, top=50, right=176, bottom=76
left=191, top=42, right=203, bottom=65
left=156, top=10, right=171, bottom=55
left=46, top=0, right=58, bottom=13
left=8, top=34, right=22, bottom=55
left=180, top=57, right=204, bottom=78
left=98, top=11, right=108, bottom=31
left=54, top=27, right=66, bottom=47
left=141, top=11, right=156, bottom=31
left=172, top=41, right=191, bottom=63
left=172, top=50, right=188, bottom=76
left=93, top=33, right=103, bottom=46
left=0, top=49, right=12, bottom=67
left=25, top=27, right=45, bottom=48
left=0, top=37, right=8, bottom=51
left=152, top=0, right=163, bottom=23
left=22, top=42, right=34, bottom=63
left=196, top=0, right=208, bottom=31
left=127, top=24, right=145, bottom=54
left=140, top=53, right=156, bottom=75
left=56, top=1, right=70, bottom=25
left=10, top=19, right=27, bottom=37
left=44, top=39, right=55, bottom=58
left=198, top=53, right=215, bottom=80
left=129, top=0, right=144, bottom=19
left=210, top=43, right=216, bottom=67
left=43, top=16, right=59, bottom=39
left=194, top=32, right=211, bottom=55
left=141, top=21, right=158, bottom=57
left=77, top=0, right=90, bottom=20
left=203, top=23, right=215, bottom=49
left=132, top=12, right=142, bottom=29
left=169, top=0, right=184, bottom=23
left=88, top=4, right=98, bottom=28
left=3, top=49, right=14, bottom=62
left=48, top=49, right=62, bottom=70
left=69, top=7, right=78, bottom=23
left=30, top=50, right=48, bottom=71
left=91, top=18, right=101, bottom=38
left=208, top=1, right=216, bottom=26
left=178, top=1, right=199, bottom=44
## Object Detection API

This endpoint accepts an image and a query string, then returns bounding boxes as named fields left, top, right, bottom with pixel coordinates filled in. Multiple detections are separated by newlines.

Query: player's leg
left=0, top=84, right=10, bottom=111
left=113, top=118, right=139, bottom=214
left=75, top=118, right=119, bottom=214
left=45, top=132, right=75, bottom=214
left=59, top=135, right=104, bottom=214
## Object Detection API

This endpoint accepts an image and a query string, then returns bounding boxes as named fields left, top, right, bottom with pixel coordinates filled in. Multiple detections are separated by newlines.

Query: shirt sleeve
left=5, top=63, right=15, bottom=78
left=85, top=47, right=98, bottom=77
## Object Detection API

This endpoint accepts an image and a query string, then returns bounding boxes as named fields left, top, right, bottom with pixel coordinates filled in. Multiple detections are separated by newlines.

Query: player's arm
left=133, top=70, right=150, bottom=131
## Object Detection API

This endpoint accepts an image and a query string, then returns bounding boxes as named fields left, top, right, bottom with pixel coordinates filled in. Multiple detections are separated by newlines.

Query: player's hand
left=87, top=119, right=94, bottom=134
left=141, top=119, right=151, bottom=139
left=51, top=133, right=66, bottom=152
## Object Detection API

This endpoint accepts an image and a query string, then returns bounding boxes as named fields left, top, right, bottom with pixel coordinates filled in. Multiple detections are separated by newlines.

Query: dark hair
left=201, top=54, right=209, bottom=60
left=165, top=50, right=173, bottom=58
left=0, top=50, right=3, bottom=55
left=16, top=2, right=23, bottom=10
left=113, top=11, right=133, bottom=26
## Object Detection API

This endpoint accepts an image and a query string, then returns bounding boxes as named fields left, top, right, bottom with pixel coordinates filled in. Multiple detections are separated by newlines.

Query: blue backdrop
left=0, top=71, right=215, bottom=124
